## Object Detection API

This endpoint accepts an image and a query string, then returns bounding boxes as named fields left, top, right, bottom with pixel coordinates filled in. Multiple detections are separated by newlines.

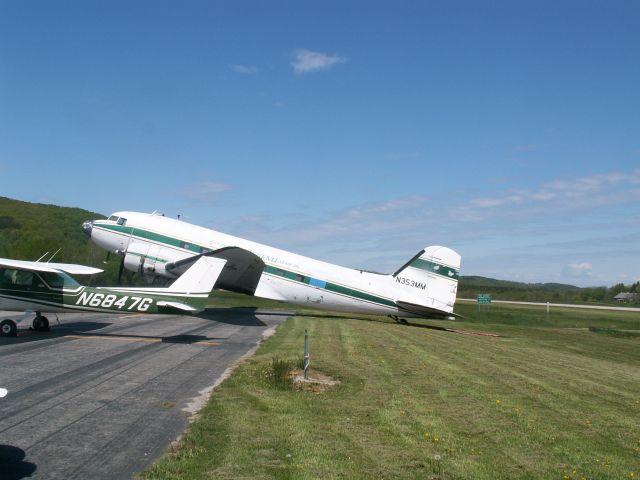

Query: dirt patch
left=291, top=368, right=340, bottom=393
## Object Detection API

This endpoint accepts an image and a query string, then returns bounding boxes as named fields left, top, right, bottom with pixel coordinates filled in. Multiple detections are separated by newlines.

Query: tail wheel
left=1, top=319, right=17, bottom=337
left=33, top=316, right=50, bottom=332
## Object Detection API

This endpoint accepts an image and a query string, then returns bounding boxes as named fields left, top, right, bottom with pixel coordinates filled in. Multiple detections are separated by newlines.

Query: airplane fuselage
left=85, top=212, right=461, bottom=319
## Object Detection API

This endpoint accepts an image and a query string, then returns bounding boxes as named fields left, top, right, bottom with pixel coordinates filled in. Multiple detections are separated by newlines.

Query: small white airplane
left=0, top=254, right=227, bottom=336
left=82, top=212, right=461, bottom=321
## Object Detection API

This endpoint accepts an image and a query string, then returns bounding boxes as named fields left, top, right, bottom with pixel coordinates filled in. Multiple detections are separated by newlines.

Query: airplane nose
left=82, top=220, right=93, bottom=237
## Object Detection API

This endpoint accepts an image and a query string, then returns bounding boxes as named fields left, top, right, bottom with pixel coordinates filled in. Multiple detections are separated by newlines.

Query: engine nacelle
left=122, top=241, right=179, bottom=280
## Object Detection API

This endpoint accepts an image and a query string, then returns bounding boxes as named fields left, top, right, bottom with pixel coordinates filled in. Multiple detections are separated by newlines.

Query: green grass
left=140, top=302, right=640, bottom=480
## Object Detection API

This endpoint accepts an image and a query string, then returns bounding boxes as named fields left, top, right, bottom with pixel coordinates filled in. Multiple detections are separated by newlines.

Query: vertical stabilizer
left=167, top=256, right=227, bottom=294
left=393, top=246, right=461, bottom=316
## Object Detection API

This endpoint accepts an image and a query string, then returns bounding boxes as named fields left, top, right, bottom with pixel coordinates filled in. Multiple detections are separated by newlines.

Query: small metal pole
left=303, top=329, right=309, bottom=380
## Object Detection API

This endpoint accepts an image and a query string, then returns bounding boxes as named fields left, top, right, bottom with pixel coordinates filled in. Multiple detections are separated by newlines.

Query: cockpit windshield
left=38, top=271, right=81, bottom=289
left=108, top=215, right=127, bottom=225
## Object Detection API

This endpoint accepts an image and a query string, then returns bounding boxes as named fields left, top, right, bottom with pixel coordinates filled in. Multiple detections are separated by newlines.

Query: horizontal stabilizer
left=156, top=301, right=198, bottom=312
left=396, top=300, right=459, bottom=320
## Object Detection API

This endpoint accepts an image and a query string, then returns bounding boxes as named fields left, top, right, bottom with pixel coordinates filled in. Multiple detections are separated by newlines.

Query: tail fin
left=167, top=255, right=227, bottom=294
left=393, top=246, right=461, bottom=317
left=154, top=256, right=227, bottom=313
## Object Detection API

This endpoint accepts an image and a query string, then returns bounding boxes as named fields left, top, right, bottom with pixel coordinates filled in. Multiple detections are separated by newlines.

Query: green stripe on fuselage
left=95, top=224, right=397, bottom=310
left=96, top=224, right=204, bottom=254
left=409, top=258, right=459, bottom=280
left=264, top=266, right=395, bottom=308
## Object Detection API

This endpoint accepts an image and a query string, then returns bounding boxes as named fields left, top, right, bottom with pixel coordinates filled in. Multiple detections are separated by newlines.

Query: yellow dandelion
left=496, top=399, right=502, bottom=405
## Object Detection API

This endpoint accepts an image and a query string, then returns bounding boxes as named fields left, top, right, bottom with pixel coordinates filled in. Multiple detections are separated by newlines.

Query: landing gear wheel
left=33, top=316, right=50, bottom=332
left=389, top=315, right=409, bottom=325
left=1, top=319, right=17, bottom=337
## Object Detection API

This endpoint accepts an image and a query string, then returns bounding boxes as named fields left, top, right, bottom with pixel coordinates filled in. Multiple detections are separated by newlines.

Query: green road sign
left=477, top=294, right=492, bottom=305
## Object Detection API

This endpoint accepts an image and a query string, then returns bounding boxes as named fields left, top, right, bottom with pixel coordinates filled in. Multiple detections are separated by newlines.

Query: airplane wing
left=40, top=262, right=103, bottom=275
left=0, top=258, right=103, bottom=275
left=166, top=247, right=265, bottom=295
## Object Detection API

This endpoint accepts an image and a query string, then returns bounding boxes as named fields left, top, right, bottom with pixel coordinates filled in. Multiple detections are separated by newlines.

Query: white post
left=303, top=329, right=309, bottom=380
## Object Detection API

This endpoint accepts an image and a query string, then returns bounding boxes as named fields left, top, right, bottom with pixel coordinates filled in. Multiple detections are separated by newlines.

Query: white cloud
left=562, top=262, right=593, bottom=278
left=184, top=181, right=232, bottom=202
left=451, top=169, right=640, bottom=221
left=231, top=64, right=258, bottom=75
left=291, top=49, right=347, bottom=74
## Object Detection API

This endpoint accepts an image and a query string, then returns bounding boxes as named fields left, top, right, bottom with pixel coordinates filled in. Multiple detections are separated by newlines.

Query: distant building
left=614, top=292, right=638, bottom=303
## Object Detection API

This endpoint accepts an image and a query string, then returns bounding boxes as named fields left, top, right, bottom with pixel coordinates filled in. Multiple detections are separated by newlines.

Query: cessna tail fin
left=167, top=255, right=227, bottom=294
left=155, top=255, right=227, bottom=313
left=393, top=246, right=461, bottom=317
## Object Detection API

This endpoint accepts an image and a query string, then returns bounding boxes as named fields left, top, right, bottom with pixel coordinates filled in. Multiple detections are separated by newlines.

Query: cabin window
left=0, top=269, right=13, bottom=286
left=0, top=269, right=34, bottom=287
left=295, top=274, right=305, bottom=283
left=108, top=215, right=119, bottom=222
left=117, top=217, right=126, bottom=225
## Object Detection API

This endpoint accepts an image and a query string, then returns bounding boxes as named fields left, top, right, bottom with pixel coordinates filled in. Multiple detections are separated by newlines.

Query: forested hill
left=458, top=276, right=636, bottom=304
left=458, top=276, right=580, bottom=302
left=0, top=196, right=119, bottom=282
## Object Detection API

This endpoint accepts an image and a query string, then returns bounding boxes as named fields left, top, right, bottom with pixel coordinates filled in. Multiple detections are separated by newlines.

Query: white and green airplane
left=0, top=254, right=227, bottom=337
left=83, top=211, right=461, bottom=322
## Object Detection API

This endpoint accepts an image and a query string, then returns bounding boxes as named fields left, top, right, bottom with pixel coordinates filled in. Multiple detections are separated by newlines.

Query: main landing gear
left=32, top=314, right=50, bottom=332
left=0, top=313, right=50, bottom=337
left=1, top=319, right=17, bottom=337
left=389, top=315, right=409, bottom=325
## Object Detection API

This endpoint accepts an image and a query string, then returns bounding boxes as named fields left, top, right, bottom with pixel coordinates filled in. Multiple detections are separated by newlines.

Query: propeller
left=118, top=256, right=125, bottom=284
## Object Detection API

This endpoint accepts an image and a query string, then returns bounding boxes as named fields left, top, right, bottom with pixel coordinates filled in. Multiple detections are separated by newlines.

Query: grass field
left=141, top=297, right=640, bottom=480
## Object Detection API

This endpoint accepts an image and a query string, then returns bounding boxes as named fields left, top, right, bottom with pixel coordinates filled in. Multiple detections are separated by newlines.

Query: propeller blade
left=118, top=257, right=125, bottom=284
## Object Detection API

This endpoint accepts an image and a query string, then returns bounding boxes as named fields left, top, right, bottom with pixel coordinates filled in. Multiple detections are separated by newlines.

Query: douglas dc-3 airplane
left=0, top=254, right=226, bottom=337
left=82, top=211, right=461, bottom=322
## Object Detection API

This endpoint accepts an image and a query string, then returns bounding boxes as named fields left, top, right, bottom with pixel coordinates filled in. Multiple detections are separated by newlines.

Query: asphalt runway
left=0, top=307, right=292, bottom=479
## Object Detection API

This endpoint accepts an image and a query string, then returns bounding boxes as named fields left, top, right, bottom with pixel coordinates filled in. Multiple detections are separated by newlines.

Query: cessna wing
left=0, top=258, right=103, bottom=275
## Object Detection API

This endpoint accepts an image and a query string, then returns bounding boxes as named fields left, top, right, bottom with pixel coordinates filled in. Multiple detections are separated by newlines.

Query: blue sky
left=1, top=1, right=639, bottom=287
